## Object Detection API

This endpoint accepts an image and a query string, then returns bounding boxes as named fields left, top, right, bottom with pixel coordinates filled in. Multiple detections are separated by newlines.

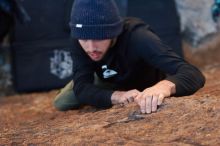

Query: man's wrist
left=157, top=80, right=176, bottom=95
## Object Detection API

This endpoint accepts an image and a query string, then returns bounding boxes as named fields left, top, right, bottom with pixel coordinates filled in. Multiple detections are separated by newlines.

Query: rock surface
left=0, top=66, right=220, bottom=145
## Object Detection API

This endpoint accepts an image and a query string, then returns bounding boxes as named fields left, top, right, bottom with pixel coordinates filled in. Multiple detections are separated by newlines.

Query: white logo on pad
left=50, top=50, right=73, bottom=79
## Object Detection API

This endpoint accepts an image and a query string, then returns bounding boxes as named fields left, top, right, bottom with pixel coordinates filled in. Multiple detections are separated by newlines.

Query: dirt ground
left=0, top=42, right=220, bottom=145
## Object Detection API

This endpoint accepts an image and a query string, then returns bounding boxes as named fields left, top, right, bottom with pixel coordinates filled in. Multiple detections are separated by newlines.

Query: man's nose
left=87, top=40, right=96, bottom=51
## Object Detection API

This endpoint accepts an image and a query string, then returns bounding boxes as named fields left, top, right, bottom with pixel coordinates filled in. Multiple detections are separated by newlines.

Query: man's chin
left=90, top=56, right=103, bottom=61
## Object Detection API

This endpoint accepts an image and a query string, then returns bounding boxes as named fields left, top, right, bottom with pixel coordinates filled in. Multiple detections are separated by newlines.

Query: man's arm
left=130, top=26, right=205, bottom=114
left=132, top=28, right=205, bottom=96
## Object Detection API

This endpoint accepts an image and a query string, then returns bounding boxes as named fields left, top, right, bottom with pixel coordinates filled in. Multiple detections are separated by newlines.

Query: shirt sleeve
left=72, top=43, right=114, bottom=108
left=131, top=28, right=205, bottom=96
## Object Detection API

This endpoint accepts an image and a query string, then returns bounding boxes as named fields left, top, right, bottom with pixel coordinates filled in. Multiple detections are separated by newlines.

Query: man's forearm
left=165, top=65, right=205, bottom=96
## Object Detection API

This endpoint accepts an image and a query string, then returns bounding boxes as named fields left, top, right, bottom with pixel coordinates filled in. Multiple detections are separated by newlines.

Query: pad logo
left=50, top=50, right=73, bottom=79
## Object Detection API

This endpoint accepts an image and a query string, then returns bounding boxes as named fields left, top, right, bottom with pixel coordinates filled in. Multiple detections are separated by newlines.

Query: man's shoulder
left=120, top=17, right=157, bottom=44
left=121, top=17, right=156, bottom=38
left=122, top=17, right=150, bottom=31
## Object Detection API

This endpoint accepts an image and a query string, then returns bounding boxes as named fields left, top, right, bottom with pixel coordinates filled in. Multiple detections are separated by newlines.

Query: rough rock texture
left=0, top=65, right=220, bottom=145
left=175, top=0, right=217, bottom=47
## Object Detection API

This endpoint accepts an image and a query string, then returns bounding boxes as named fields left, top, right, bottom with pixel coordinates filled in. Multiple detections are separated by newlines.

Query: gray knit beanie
left=69, top=0, right=123, bottom=39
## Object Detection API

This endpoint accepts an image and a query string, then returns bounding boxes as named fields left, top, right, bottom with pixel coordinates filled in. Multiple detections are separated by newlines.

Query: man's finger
left=123, top=99, right=129, bottom=105
left=140, top=96, right=146, bottom=114
left=134, top=94, right=141, bottom=103
left=127, top=96, right=134, bottom=103
left=133, top=92, right=139, bottom=98
left=152, top=95, right=158, bottom=112
left=158, top=93, right=165, bottom=105
left=130, top=91, right=139, bottom=101
left=146, top=95, right=152, bottom=114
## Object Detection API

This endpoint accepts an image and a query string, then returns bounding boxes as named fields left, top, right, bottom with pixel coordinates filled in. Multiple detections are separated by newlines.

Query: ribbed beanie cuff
left=70, top=20, right=123, bottom=39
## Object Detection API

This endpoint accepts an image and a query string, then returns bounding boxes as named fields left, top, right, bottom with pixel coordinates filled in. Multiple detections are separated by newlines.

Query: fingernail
left=152, top=106, right=157, bottom=112
left=146, top=109, right=151, bottom=114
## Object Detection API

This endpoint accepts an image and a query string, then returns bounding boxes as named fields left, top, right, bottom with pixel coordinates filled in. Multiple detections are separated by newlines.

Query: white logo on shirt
left=102, top=65, right=117, bottom=79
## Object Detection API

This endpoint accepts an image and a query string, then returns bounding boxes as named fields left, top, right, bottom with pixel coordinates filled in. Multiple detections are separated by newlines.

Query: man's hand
left=134, top=80, right=176, bottom=114
left=111, top=89, right=140, bottom=105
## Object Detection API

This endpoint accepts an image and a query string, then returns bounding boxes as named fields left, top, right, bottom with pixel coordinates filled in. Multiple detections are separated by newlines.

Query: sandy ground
left=0, top=64, right=220, bottom=145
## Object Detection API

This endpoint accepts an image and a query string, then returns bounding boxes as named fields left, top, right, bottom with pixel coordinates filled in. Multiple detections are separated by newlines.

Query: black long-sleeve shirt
left=72, top=18, right=205, bottom=108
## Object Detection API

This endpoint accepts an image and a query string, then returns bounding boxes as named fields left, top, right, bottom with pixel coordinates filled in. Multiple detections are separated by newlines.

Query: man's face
left=78, top=39, right=112, bottom=61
